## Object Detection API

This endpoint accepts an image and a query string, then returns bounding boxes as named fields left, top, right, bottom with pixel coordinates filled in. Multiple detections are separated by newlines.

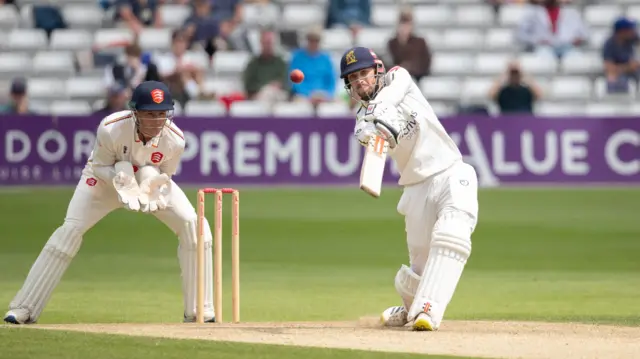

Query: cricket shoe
left=4, top=308, right=33, bottom=324
left=380, top=306, right=409, bottom=327
left=183, top=314, right=216, bottom=323
left=411, top=312, right=436, bottom=331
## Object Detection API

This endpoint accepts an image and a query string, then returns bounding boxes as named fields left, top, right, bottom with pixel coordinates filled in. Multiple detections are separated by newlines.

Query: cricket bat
left=359, top=135, right=389, bottom=198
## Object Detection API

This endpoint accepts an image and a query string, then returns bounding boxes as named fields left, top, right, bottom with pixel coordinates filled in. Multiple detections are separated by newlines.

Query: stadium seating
left=0, top=0, right=639, bottom=117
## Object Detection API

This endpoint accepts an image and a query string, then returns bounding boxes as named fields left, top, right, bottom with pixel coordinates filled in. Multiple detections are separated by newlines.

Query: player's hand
left=362, top=102, right=402, bottom=148
left=112, top=172, right=141, bottom=212
left=138, top=173, right=171, bottom=213
left=354, top=119, right=377, bottom=147
left=362, top=101, right=399, bottom=122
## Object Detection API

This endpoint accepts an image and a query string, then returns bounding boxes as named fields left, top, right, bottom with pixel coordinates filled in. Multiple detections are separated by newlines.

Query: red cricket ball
left=290, top=69, right=304, bottom=84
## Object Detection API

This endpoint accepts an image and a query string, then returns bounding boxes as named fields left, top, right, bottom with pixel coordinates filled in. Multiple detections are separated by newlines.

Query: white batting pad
left=178, top=219, right=214, bottom=318
left=10, top=224, right=83, bottom=321
left=407, top=211, right=474, bottom=329
left=394, top=264, right=421, bottom=310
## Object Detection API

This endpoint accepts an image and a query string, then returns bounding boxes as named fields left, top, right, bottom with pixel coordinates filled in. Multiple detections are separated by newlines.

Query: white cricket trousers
left=8, top=174, right=214, bottom=322
left=397, top=160, right=479, bottom=277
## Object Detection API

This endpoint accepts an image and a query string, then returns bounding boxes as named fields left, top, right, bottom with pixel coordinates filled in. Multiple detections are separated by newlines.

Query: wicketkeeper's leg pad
left=407, top=210, right=474, bottom=328
left=10, top=222, right=84, bottom=321
left=394, top=264, right=421, bottom=310
left=177, top=218, right=214, bottom=319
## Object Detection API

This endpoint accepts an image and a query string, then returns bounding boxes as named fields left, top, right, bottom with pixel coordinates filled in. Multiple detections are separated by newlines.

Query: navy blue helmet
left=339, top=47, right=385, bottom=83
left=129, top=81, right=174, bottom=139
left=339, top=47, right=386, bottom=101
left=129, top=81, right=174, bottom=111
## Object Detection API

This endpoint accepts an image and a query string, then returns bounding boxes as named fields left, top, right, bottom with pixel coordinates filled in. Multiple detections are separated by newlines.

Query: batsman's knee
left=431, top=210, right=474, bottom=261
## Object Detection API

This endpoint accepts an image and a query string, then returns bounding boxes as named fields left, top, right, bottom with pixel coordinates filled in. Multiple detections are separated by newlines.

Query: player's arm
left=363, top=101, right=416, bottom=149
left=365, top=67, right=419, bottom=147
left=91, top=124, right=119, bottom=183
left=372, top=66, right=413, bottom=106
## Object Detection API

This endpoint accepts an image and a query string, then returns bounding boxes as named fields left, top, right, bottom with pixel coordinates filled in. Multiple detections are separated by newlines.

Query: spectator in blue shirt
left=289, top=28, right=336, bottom=106
left=602, top=17, right=640, bottom=93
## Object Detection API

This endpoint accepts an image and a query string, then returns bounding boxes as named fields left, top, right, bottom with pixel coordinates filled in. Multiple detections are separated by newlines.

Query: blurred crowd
left=0, top=0, right=639, bottom=117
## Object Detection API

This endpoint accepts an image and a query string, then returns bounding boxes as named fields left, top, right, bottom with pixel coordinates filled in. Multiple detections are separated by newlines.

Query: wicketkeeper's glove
left=138, top=173, right=171, bottom=213
left=112, top=162, right=142, bottom=212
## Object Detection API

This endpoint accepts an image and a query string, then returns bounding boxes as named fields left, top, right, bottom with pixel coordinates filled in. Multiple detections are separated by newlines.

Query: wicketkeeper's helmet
left=129, top=81, right=174, bottom=111
left=128, top=81, right=175, bottom=139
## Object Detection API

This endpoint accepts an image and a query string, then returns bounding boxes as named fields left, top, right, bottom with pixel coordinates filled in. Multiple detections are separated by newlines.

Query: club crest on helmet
left=345, top=50, right=357, bottom=65
left=151, top=89, right=164, bottom=104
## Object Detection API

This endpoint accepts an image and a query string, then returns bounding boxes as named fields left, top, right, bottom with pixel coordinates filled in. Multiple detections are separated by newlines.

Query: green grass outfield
left=1, top=187, right=638, bottom=359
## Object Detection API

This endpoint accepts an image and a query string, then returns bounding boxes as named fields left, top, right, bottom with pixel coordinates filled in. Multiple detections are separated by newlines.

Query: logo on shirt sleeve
left=151, top=152, right=164, bottom=163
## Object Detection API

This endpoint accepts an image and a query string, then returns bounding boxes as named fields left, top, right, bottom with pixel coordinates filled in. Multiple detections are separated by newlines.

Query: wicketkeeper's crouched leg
left=152, top=181, right=215, bottom=322
left=6, top=177, right=120, bottom=324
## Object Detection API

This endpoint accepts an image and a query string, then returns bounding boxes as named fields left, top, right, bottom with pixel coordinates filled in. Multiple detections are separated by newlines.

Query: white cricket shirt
left=83, top=110, right=186, bottom=183
left=355, top=66, right=463, bottom=186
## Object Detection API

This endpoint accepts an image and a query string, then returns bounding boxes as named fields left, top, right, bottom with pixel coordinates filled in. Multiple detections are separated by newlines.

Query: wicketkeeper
left=4, top=81, right=216, bottom=324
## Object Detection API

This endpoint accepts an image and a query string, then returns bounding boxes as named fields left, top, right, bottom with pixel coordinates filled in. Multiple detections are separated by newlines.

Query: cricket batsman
left=340, top=47, right=479, bottom=331
left=4, top=81, right=216, bottom=324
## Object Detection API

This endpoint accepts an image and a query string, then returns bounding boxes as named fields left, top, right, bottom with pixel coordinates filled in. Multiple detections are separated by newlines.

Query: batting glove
left=354, top=119, right=378, bottom=147
left=362, top=101, right=403, bottom=148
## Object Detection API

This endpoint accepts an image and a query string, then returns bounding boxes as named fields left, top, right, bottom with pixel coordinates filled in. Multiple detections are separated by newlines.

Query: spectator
left=326, top=0, right=370, bottom=38
left=488, top=61, right=542, bottom=114
left=387, top=8, right=431, bottom=82
left=93, top=84, right=131, bottom=117
left=210, top=0, right=242, bottom=24
left=485, top=0, right=528, bottom=15
left=155, top=30, right=205, bottom=108
left=242, top=29, right=289, bottom=102
left=0, top=0, right=17, bottom=7
left=602, top=17, right=640, bottom=94
left=183, top=0, right=229, bottom=58
left=32, top=5, right=66, bottom=39
left=242, top=0, right=280, bottom=30
left=209, top=0, right=248, bottom=51
left=113, top=0, right=162, bottom=35
left=104, top=43, right=160, bottom=91
left=289, top=27, right=336, bottom=106
left=0, top=78, right=32, bottom=115
left=516, top=0, right=588, bottom=58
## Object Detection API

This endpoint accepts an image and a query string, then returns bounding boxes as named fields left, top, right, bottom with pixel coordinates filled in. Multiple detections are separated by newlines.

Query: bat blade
left=359, top=135, right=388, bottom=198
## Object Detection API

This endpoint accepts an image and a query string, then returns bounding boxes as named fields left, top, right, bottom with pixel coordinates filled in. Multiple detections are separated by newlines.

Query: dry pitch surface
left=29, top=318, right=640, bottom=359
